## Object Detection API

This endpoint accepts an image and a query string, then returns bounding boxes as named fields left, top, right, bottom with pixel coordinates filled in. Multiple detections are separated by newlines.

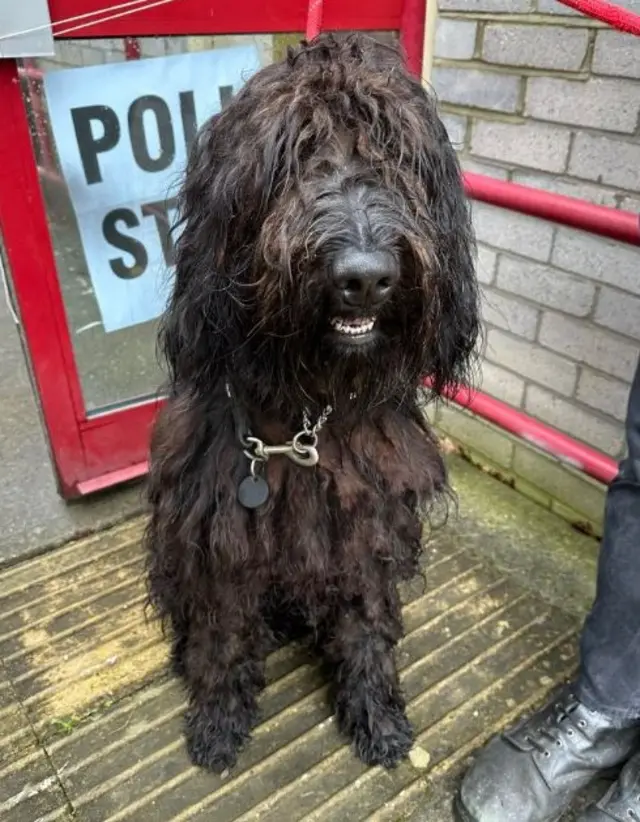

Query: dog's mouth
left=329, top=315, right=377, bottom=344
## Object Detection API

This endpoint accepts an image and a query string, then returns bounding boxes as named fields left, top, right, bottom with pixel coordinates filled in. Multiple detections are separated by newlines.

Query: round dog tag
left=237, top=475, right=270, bottom=509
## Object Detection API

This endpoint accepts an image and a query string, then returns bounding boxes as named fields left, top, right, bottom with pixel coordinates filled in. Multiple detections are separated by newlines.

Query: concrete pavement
left=0, top=287, right=142, bottom=567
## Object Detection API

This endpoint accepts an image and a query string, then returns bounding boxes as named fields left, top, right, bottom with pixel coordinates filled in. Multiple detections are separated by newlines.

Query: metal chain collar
left=226, top=382, right=332, bottom=472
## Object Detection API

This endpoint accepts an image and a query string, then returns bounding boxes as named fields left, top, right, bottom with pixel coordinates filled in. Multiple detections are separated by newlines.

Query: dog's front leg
left=325, top=599, right=413, bottom=768
left=181, top=614, right=268, bottom=773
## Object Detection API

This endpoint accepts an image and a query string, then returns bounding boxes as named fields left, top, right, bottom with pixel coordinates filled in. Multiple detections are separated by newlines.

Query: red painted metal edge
left=47, top=0, right=403, bottom=38
left=558, top=0, right=640, bottom=35
left=21, top=60, right=56, bottom=175
left=464, top=172, right=640, bottom=246
left=76, top=459, right=149, bottom=496
left=435, top=382, right=618, bottom=485
left=303, top=0, right=424, bottom=71
left=400, top=0, right=425, bottom=77
left=0, top=60, right=87, bottom=496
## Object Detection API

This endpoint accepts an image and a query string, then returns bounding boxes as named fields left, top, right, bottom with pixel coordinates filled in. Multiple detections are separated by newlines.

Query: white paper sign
left=44, top=46, right=261, bottom=332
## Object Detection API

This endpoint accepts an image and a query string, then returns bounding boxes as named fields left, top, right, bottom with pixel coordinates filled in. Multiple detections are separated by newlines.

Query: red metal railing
left=559, top=0, right=640, bottom=33
left=438, top=385, right=620, bottom=483
left=465, top=172, right=640, bottom=248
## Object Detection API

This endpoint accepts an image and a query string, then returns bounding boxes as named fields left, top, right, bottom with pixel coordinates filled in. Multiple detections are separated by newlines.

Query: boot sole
left=453, top=770, right=621, bottom=822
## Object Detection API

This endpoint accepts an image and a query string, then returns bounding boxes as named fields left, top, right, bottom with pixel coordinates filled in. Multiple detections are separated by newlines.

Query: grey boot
left=455, top=688, right=640, bottom=822
left=578, top=751, right=640, bottom=821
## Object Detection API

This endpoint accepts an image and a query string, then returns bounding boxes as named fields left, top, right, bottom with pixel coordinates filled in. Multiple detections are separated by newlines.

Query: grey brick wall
left=496, top=256, right=596, bottom=317
left=482, top=289, right=539, bottom=339
left=525, top=76, right=639, bottom=133
left=433, top=2, right=640, bottom=462
left=593, top=30, right=640, bottom=78
left=433, top=66, right=522, bottom=112
left=471, top=120, right=572, bottom=172
left=568, top=133, right=640, bottom=190
left=483, top=24, right=589, bottom=70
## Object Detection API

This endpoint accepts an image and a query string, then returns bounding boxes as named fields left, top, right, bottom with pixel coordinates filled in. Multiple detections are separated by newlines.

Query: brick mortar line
left=457, top=109, right=640, bottom=145
left=477, top=246, right=640, bottom=325
left=438, top=11, right=607, bottom=27
left=435, top=55, right=640, bottom=85
left=483, top=274, right=600, bottom=328
left=441, top=112, right=640, bottom=187
left=564, top=131, right=576, bottom=175
left=540, top=302, right=639, bottom=357
left=473, top=16, right=484, bottom=60
left=484, top=315, right=636, bottom=387
left=434, top=56, right=592, bottom=80
left=582, top=26, right=597, bottom=74
left=520, top=382, right=626, bottom=456
left=481, top=327, right=633, bottom=426
left=437, top=104, right=527, bottom=125
left=485, top=360, right=624, bottom=428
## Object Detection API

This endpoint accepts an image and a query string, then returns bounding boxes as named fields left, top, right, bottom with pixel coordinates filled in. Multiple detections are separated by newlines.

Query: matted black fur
left=145, top=33, right=479, bottom=773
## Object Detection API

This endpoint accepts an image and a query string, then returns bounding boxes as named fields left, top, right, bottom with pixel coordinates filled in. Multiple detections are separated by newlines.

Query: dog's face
left=165, top=34, right=479, bottom=414
left=258, top=156, right=431, bottom=359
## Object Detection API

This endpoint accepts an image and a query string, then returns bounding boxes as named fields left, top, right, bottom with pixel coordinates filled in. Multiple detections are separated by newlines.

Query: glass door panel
left=18, top=34, right=302, bottom=414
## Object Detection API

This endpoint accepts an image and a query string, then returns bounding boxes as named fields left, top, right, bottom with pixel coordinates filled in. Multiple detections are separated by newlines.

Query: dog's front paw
left=351, top=704, right=414, bottom=769
left=184, top=706, right=249, bottom=774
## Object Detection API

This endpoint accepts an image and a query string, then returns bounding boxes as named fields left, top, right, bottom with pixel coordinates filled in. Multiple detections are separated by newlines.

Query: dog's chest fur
left=227, top=404, right=446, bottom=607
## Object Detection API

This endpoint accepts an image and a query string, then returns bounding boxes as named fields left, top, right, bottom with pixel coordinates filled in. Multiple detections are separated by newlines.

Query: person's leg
left=573, top=361, right=640, bottom=822
left=577, top=357, right=640, bottom=723
left=454, top=358, right=640, bottom=822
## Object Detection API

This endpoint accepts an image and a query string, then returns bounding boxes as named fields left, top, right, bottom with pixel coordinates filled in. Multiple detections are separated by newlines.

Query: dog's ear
left=420, top=115, right=480, bottom=395
left=160, top=86, right=296, bottom=393
left=160, top=113, right=247, bottom=392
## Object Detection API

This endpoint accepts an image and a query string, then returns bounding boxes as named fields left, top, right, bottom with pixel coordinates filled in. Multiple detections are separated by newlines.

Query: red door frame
left=0, top=0, right=425, bottom=498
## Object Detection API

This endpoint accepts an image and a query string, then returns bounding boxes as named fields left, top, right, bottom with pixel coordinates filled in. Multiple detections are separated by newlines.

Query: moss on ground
left=440, top=454, right=599, bottom=618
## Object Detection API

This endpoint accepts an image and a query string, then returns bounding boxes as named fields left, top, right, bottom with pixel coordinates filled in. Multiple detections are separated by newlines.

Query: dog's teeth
left=331, top=317, right=375, bottom=336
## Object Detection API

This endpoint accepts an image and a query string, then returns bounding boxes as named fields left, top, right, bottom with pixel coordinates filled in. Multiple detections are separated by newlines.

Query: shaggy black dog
left=145, top=33, right=479, bottom=774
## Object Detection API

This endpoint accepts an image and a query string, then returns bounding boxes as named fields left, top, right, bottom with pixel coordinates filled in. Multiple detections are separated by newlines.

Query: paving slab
left=0, top=296, right=143, bottom=567
left=0, top=668, right=71, bottom=822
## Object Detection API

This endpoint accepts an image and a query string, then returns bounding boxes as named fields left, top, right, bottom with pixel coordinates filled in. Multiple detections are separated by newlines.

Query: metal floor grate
left=0, top=517, right=579, bottom=822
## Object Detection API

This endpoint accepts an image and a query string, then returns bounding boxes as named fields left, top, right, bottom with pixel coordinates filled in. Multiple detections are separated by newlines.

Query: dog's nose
left=332, top=250, right=399, bottom=309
